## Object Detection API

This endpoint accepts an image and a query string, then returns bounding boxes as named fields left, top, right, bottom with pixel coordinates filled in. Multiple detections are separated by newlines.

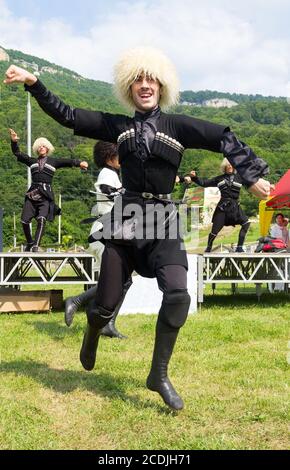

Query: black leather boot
left=205, top=232, right=216, bottom=253
left=80, top=303, right=114, bottom=371
left=32, top=216, right=46, bottom=251
left=100, top=311, right=127, bottom=339
left=22, top=222, right=34, bottom=251
left=237, top=222, right=250, bottom=250
left=25, top=242, right=34, bottom=252
left=100, top=278, right=132, bottom=339
left=146, top=290, right=190, bottom=411
left=65, top=285, right=98, bottom=327
left=146, top=320, right=184, bottom=410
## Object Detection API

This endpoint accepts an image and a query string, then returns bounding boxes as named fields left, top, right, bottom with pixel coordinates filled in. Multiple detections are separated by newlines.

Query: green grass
left=0, top=285, right=289, bottom=450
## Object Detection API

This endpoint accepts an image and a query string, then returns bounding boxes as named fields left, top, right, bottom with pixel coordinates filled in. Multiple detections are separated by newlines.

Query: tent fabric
left=259, top=199, right=274, bottom=236
left=266, top=169, right=290, bottom=209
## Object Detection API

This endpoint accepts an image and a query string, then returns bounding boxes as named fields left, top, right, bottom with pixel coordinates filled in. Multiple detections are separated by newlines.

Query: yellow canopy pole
left=259, top=199, right=274, bottom=236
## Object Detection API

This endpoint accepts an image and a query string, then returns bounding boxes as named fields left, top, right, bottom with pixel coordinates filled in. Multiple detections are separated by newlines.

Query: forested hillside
left=0, top=47, right=290, bottom=249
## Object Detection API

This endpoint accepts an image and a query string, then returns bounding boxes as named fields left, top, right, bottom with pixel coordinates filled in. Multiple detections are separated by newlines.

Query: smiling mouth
left=140, top=94, right=152, bottom=99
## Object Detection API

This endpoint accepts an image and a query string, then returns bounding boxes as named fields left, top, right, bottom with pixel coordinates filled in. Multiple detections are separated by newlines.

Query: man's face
left=37, top=145, right=48, bottom=157
left=130, top=73, right=161, bottom=113
left=276, top=215, right=284, bottom=226
left=108, top=155, right=120, bottom=170
left=225, top=164, right=234, bottom=174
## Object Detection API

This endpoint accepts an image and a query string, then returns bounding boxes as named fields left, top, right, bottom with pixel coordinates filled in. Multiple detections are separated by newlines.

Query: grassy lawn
left=0, top=284, right=289, bottom=450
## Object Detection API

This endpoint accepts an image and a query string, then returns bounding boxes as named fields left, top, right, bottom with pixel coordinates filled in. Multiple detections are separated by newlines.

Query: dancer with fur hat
left=5, top=48, right=270, bottom=410
left=181, top=159, right=251, bottom=252
left=9, top=128, right=88, bottom=251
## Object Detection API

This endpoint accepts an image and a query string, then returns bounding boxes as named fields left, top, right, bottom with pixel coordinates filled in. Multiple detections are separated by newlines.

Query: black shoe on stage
left=24, top=242, right=34, bottom=252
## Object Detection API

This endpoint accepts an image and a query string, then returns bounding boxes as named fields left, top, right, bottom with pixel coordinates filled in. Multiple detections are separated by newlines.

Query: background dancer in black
left=9, top=128, right=88, bottom=252
left=4, top=48, right=270, bottom=410
left=184, top=158, right=251, bottom=252
left=65, top=141, right=131, bottom=339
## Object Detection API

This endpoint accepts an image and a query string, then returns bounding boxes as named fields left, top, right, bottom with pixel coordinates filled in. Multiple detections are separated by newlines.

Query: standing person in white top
left=65, top=142, right=131, bottom=338
left=270, top=213, right=290, bottom=246
left=270, top=213, right=289, bottom=292
left=89, top=142, right=123, bottom=267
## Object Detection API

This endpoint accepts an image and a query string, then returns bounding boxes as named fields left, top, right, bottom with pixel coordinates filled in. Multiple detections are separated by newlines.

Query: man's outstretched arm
left=4, top=65, right=117, bottom=141
left=4, top=65, right=75, bottom=128
left=8, top=128, right=32, bottom=166
left=175, top=114, right=272, bottom=200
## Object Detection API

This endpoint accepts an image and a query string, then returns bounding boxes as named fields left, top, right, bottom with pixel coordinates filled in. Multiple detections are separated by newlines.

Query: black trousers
left=207, top=207, right=250, bottom=250
left=21, top=197, right=50, bottom=224
left=95, top=242, right=187, bottom=311
left=211, top=207, right=248, bottom=235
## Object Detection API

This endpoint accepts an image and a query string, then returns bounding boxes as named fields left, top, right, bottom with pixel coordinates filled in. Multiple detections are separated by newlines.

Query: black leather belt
left=31, top=182, right=51, bottom=189
left=123, top=190, right=172, bottom=201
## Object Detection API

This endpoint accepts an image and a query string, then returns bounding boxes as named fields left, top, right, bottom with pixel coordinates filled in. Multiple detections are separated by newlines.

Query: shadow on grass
left=26, top=319, right=84, bottom=341
left=0, top=360, right=174, bottom=415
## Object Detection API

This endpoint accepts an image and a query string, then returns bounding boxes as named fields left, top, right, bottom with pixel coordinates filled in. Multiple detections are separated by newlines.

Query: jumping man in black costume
left=4, top=47, right=271, bottom=410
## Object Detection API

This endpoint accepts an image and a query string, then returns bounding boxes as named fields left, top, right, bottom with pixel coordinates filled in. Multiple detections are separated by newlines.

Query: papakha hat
left=32, top=137, right=55, bottom=156
left=114, top=46, right=180, bottom=111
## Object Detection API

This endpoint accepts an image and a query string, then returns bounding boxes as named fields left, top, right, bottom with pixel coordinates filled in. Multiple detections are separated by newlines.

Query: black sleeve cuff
left=222, top=131, right=269, bottom=188
left=11, top=140, right=20, bottom=155
left=24, top=79, right=46, bottom=95
left=24, top=79, right=75, bottom=129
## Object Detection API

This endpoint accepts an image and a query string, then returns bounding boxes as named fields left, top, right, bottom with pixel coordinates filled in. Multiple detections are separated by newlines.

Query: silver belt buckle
left=142, top=192, right=153, bottom=199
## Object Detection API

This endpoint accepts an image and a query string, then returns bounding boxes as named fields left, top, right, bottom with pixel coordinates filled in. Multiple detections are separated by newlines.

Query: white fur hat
left=113, top=47, right=180, bottom=111
left=32, top=137, right=55, bottom=156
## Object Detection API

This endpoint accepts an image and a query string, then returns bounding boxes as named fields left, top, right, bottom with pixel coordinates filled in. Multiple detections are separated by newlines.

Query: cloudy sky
left=1, top=0, right=290, bottom=96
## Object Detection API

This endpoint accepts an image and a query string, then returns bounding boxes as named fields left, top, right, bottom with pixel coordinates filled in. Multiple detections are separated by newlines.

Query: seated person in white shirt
left=269, top=213, right=289, bottom=292
left=270, top=213, right=290, bottom=247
